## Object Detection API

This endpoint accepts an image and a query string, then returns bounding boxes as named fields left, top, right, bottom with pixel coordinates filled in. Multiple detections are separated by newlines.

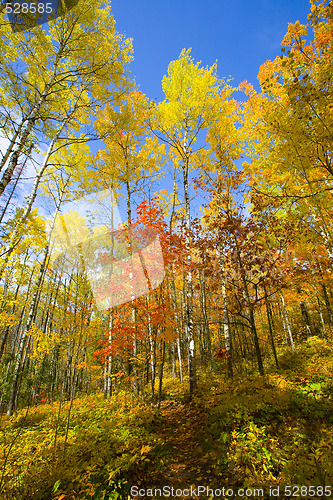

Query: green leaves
left=52, top=479, right=61, bottom=493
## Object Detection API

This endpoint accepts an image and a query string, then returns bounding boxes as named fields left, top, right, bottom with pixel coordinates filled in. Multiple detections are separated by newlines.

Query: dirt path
left=132, top=400, right=226, bottom=499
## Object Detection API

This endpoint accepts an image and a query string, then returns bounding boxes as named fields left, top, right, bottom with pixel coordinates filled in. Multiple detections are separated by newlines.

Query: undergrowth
left=0, top=391, right=157, bottom=499
left=200, top=337, right=333, bottom=495
left=0, top=336, right=333, bottom=499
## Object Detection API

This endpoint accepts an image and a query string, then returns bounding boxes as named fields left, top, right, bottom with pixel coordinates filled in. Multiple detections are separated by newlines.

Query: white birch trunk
left=280, top=293, right=295, bottom=352
left=181, top=130, right=196, bottom=397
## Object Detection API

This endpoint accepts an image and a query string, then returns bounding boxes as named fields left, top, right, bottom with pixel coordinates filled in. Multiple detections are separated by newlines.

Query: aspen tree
left=151, top=49, right=221, bottom=397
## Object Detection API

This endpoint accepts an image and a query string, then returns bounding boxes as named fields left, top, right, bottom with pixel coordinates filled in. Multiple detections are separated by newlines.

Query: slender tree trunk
left=170, top=277, right=183, bottom=382
left=6, top=255, right=47, bottom=415
left=322, top=281, right=333, bottom=326
left=6, top=192, right=64, bottom=415
left=51, top=276, right=70, bottom=402
left=0, top=70, right=58, bottom=198
left=249, top=308, right=264, bottom=375
left=236, top=256, right=264, bottom=376
left=0, top=126, right=67, bottom=278
left=200, top=270, right=213, bottom=370
left=218, top=246, right=233, bottom=377
left=11, top=264, right=36, bottom=356
left=297, top=287, right=313, bottom=338
left=180, top=131, right=196, bottom=398
left=125, top=179, right=140, bottom=396
left=317, top=293, right=328, bottom=340
left=0, top=154, right=26, bottom=225
left=157, top=340, right=165, bottom=409
left=169, top=175, right=181, bottom=381
left=280, top=293, right=295, bottom=352
left=171, top=341, right=176, bottom=378
left=264, top=286, right=279, bottom=368
left=0, top=264, right=14, bottom=313
left=279, top=300, right=289, bottom=346
left=316, top=259, right=333, bottom=326
left=64, top=292, right=92, bottom=453
left=176, top=337, right=183, bottom=384
left=0, top=121, right=24, bottom=173
left=104, top=310, right=113, bottom=399
left=147, top=296, right=156, bottom=405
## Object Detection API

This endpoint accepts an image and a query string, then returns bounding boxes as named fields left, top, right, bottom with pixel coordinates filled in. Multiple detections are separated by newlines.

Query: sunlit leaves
left=151, top=48, right=221, bottom=137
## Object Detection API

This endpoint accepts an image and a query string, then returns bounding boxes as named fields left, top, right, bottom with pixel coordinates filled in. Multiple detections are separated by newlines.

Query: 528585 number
left=284, top=486, right=331, bottom=497
left=5, top=3, right=53, bottom=14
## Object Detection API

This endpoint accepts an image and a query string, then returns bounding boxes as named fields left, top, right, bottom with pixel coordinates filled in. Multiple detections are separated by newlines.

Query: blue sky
left=107, top=0, right=312, bottom=221
left=111, top=0, right=311, bottom=101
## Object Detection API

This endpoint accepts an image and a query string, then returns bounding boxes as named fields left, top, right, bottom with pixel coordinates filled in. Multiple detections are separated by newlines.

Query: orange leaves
left=76, top=362, right=101, bottom=371
left=257, top=57, right=283, bottom=92
left=140, top=445, right=152, bottom=455
left=94, top=268, right=176, bottom=365
left=134, top=197, right=185, bottom=272
left=238, top=80, right=256, bottom=98
left=315, top=25, right=333, bottom=50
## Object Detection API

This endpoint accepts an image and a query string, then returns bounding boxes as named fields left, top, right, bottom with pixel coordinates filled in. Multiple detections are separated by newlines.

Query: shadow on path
left=131, top=400, right=229, bottom=500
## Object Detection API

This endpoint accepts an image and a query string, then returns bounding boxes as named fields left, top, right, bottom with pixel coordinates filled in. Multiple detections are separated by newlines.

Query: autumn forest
left=0, top=0, right=333, bottom=498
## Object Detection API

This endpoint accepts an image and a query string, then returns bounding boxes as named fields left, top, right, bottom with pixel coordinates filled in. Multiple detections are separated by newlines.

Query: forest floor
left=133, top=399, right=227, bottom=498
left=1, top=337, right=333, bottom=500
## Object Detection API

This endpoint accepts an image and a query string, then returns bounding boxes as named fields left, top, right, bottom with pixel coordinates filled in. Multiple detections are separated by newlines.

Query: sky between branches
left=111, top=0, right=310, bottom=101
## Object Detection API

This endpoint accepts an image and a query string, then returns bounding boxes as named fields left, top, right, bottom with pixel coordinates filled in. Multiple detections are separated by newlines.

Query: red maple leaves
left=214, top=348, right=229, bottom=359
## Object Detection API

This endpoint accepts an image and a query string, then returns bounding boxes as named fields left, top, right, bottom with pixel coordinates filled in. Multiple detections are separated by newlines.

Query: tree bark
left=104, top=311, right=113, bottom=399
left=217, top=246, right=233, bottom=377
left=264, top=286, right=279, bottom=368
left=297, top=287, right=313, bottom=338
left=181, top=135, right=196, bottom=397
left=157, top=340, right=165, bottom=409
left=0, top=71, right=58, bottom=198
left=170, top=277, right=183, bottom=382
left=200, top=269, right=213, bottom=370
left=6, top=191, right=64, bottom=415
left=280, top=293, right=295, bottom=351
left=0, top=154, right=26, bottom=225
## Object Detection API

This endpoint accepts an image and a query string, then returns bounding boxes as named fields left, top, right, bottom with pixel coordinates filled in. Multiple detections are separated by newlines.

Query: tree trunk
left=6, top=193, right=64, bottom=415
left=0, top=121, right=24, bottom=173
left=280, top=293, right=295, bottom=351
left=249, top=308, right=264, bottom=375
left=157, top=340, right=165, bottom=409
left=170, top=277, right=183, bottom=382
left=0, top=154, right=26, bottom=225
left=181, top=141, right=196, bottom=397
left=104, top=311, right=113, bottom=399
left=0, top=126, right=67, bottom=279
left=264, top=286, right=279, bottom=368
left=147, top=296, right=156, bottom=405
left=297, top=287, right=313, bottom=338
left=316, top=293, right=328, bottom=341
left=171, top=341, right=176, bottom=378
left=217, top=246, right=233, bottom=377
left=0, top=71, right=57, bottom=198
left=200, top=270, right=213, bottom=370
left=176, top=337, right=183, bottom=384
left=237, top=266, right=264, bottom=375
